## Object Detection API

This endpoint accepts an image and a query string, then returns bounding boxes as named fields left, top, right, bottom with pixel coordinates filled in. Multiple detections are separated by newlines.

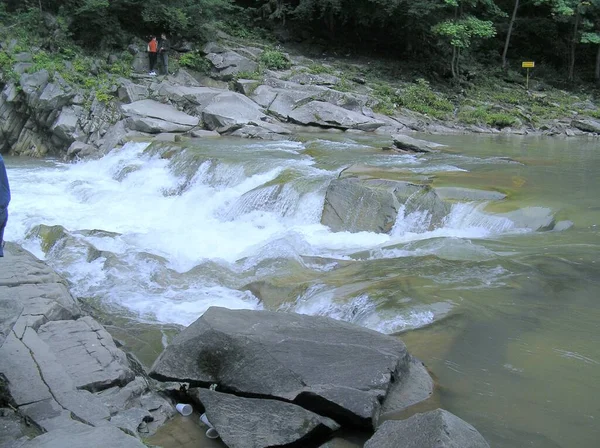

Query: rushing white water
left=5, top=139, right=540, bottom=328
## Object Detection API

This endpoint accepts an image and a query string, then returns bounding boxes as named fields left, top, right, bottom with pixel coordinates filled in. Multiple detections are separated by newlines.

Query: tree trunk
left=568, top=5, right=581, bottom=82
left=451, top=46, right=457, bottom=78
left=502, top=0, right=520, bottom=69
left=595, top=45, right=600, bottom=83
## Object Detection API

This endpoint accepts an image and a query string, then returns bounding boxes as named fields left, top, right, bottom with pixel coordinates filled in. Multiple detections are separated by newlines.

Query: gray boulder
left=121, top=100, right=199, bottom=127
left=289, top=101, right=384, bottom=131
left=192, top=389, right=340, bottom=448
left=321, top=178, right=450, bottom=233
left=207, top=50, right=258, bottom=80
left=155, top=85, right=222, bottom=111
left=51, top=106, right=84, bottom=143
left=117, top=79, right=149, bottom=104
left=571, top=118, right=600, bottom=133
left=0, top=298, right=23, bottom=347
left=364, top=409, right=490, bottom=448
left=499, top=206, right=555, bottom=231
left=66, top=141, right=98, bottom=160
left=287, top=72, right=341, bottom=86
left=230, top=122, right=291, bottom=140
left=202, top=92, right=266, bottom=133
left=19, top=426, right=146, bottom=448
left=37, top=316, right=135, bottom=392
left=125, top=116, right=194, bottom=134
left=150, top=307, right=427, bottom=428
left=392, top=134, right=446, bottom=153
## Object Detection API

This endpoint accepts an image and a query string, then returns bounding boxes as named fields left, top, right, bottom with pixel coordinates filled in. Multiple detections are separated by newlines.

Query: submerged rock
left=364, top=409, right=490, bottom=448
left=191, top=388, right=339, bottom=448
left=150, top=306, right=431, bottom=428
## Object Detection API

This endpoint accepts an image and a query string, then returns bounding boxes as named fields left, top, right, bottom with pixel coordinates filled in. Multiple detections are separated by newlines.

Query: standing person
left=0, top=154, right=10, bottom=257
left=158, top=33, right=170, bottom=75
left=147, top=35, right=158, bottom=75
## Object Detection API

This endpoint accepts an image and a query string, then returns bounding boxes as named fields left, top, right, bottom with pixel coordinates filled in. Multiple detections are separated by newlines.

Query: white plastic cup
left=199, top=413, right=213, bottom=428
left=205, top=428, right=219, bottom=439
left=175, top=403, right=193, bottom=416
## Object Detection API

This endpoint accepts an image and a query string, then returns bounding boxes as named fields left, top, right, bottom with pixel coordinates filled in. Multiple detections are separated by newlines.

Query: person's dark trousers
left=149, top=52, right=157, bottom=72
left=0, top=209, right=6, bottom=257
left=159, top=53, right=168, bottom=75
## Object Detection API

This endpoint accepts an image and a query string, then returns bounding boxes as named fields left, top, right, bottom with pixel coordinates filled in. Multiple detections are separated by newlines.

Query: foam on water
left=6, top=140, right=536, bottom=327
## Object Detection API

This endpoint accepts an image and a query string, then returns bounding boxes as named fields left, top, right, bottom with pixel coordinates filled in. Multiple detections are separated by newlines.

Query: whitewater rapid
left=5, top=140, right=534, bottom=330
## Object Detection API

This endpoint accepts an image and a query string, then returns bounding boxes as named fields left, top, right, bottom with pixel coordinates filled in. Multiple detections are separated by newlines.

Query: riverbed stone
left=289, top=101, right=384, bottom=131
left=321, top=177, right=450, bottom=233
left=191, top=388, right=340, bottom=448
left=571, top=118, right=600, bottom=133
left=392, top=134, right=445, bottom=153
left=151, top=306, right=425, bottom=428
left=37, top=316, right=135, bottom=392
left=434, top=187, right=507, bottom=202
left=125, top=116, right=195, bottom=134
left=364, top=409, right=490, bottom=448
left=19, top=426, right=147, bottom=448
left=121, top=99, right=199, bottom=127
left=499, top=206, right=555, bottom=231
left=201, top=92, right=266, bottom=133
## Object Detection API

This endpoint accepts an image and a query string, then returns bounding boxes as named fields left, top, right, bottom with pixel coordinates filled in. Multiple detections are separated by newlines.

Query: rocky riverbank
left=1, top=243, right=491, bottom=447
left=1, top=34, right=599, bottom=160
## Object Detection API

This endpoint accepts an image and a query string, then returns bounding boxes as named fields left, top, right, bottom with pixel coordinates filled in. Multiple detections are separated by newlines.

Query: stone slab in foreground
left=151, top=306, right=431, bottom=428
left=191, top=388, right=340, bottom=448
left=364, top=409, right=490, bottom=448
left=18, top=426, right=146, bottom=448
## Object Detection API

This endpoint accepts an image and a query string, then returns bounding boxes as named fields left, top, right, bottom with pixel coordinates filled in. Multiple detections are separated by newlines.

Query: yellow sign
left=522, top=61, right=535, bottom=68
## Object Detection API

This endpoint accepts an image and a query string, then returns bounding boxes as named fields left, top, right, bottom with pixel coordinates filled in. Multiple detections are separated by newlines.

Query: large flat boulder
left=206, top=50, right=258, bottom=80
left=571, top=118, right=600, bottom=133
left=192, top=389, right=340, bottom=448
left=0, top=298, right=23, bottom=347
left=151, top=307, right=426, bottom=428
left=125, top=116, right=194, bottom=134
left=321, top=178, right=450, bottom=233
left=155, top=85, right=223, bottom=111
left=37, top=316, right=135, bottom=392
left=19, top=426, right=147, bottom=448
left=364, top=409, right=490, bottom=448
left=202, top=92, right=266, bottom=133
left=288, top=101, right=384, bottom=131
left=121, top=99, right=199, bottom=126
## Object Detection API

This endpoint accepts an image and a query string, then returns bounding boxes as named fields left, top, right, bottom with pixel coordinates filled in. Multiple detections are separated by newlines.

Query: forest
left=1, top=0, right=600, bottom=84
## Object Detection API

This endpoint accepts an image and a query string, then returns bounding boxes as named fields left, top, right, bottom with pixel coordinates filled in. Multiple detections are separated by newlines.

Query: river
left=4, top=133, right=599, bottom=447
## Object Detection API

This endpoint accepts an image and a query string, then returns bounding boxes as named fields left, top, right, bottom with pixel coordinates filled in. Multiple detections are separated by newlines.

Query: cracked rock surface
left=0, top=243, right=174, bottom=446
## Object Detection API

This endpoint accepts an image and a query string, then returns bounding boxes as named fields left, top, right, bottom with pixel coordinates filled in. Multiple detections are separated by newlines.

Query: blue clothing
left=0, top=154, right=9, bottom=257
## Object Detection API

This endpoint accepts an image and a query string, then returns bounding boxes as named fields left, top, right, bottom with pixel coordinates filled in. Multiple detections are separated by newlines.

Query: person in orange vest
left=147, top=36, right=158, bottom=75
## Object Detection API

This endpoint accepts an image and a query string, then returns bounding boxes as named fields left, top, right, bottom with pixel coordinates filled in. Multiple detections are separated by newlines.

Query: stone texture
left=321, top=178, right=450, bottom=233
left=571, top=118, right=600, bottom=133
left=288, top=101, right=384, bottom=131
left=117, top=79, right=149, bottom=104
left=434, top=187, right=506, bottom=202
left=392, top=134, right=446, bottom=153
left=206, top=51, right=258, bottom=80
left=364, top=409, right=490, bottom=448
left=121, top=100, right=199, bottom=126
left=151, top=307, right=427, bottom=428
left=201, top=92, right=266, bottom=133
left=19, top=426, right=147, bottom=448
left=37, top=316, right=135, bottom=392
left=125, top=116, right=194, bottom=134
left=191, top=389, right=340, bottom=448
left=0, top=298, right=23, bottom=347
left=499, top=206, right=555, bottom=231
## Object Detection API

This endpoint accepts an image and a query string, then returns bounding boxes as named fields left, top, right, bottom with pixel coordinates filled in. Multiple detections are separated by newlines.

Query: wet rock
left=321, top=178, right=449, bottom=234
left=499, top=206, right=555, bottom=231
left=289, top=101, right=384, bottom=131
left=380, top=357, right=434, bottom=415
left=571, top=118, right=600, bottom=133
left=364, top=409, right=490, bottom=448
left=66, top=141, right=98, bottom=160
left=434, top=187, right=506, bottom=202
left=191, top=389, right=340, bottom=448
left=190, top=130, right=220, bottom=138
left=0, top=298, right=23, bottom=347
left=151, top=307, right=430, bottom=428
left=392, top=134, right=445, bottom=153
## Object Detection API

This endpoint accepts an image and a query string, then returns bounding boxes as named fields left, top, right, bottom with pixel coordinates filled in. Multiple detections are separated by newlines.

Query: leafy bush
left=397, top=78, right=454, bottom=119
left=259, top=49, right=290, bottom=70
left=179, top=51, right=212, bottom=74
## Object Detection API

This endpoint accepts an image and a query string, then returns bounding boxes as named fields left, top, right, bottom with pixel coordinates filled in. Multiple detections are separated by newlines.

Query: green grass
left=259, top=49, right=291, bottom=70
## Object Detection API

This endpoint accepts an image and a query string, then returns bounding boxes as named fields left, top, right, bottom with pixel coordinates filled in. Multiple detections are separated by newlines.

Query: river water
left=4, top=133, right=599, bottom=447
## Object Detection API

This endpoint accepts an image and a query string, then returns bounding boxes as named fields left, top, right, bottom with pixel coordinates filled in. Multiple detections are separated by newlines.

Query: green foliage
left=432, top=16, right=496, bottom=49
left=259, top=49, right=291, bottom=70
left=397, top=78, right=454, bottom=118
left=179, top=51, right=212, bottom=74
left=307, top=63, right=336, bottom=75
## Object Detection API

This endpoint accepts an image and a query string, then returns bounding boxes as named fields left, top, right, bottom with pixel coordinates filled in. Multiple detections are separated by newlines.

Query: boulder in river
left=190, top=388, right=340, bottom=448
left=364, top=409, right=490, bottom=448
left=150, top=306, right=433, bottom=428
left=392, top=134, right=445, bottom=153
